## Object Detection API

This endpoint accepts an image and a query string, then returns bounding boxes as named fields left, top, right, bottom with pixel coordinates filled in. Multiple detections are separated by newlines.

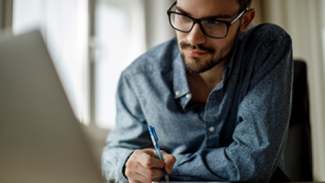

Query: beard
left=178, top=32, right=239, bottom=74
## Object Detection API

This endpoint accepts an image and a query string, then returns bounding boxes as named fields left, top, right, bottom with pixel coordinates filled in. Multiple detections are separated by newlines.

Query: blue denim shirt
left=102, top=23, right=293, bottom=183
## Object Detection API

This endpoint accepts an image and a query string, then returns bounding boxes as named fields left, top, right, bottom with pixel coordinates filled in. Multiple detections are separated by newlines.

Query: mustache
left=179, top=41, right=216, bottom=55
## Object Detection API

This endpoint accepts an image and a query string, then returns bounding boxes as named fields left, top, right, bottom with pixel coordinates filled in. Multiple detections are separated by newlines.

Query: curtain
left=261, top=0, right=325, bottom=181
left=250, top=0, right=262, bottom=25
left=144, top=0, right=175, bottom=49
left=0, top=0, right=13, bottom=30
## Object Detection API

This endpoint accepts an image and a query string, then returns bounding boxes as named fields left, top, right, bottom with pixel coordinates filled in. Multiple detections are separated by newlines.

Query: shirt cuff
left=118, top=150, right=135, bottom=182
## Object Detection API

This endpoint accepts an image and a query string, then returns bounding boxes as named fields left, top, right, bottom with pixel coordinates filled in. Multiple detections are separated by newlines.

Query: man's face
left=176, top=0, right=242, bottom=73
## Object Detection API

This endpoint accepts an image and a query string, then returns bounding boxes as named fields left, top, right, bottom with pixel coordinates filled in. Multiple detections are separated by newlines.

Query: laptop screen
left=0, top=31, right=104, bottom=183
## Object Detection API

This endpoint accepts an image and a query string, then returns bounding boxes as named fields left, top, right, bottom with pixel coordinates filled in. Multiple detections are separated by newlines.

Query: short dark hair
left=237, top=0, right=253, bottom=10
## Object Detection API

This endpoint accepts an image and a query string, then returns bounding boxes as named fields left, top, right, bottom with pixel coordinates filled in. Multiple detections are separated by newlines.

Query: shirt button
left=209, top=126, right=215, bottom=132
left=175, top=91, right=180, bottom=96
left=186, top=93, right=191, bottom=98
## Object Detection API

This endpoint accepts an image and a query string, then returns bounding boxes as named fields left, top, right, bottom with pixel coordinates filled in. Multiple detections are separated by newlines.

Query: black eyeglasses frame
left=167, top=1, right=248, bottom=39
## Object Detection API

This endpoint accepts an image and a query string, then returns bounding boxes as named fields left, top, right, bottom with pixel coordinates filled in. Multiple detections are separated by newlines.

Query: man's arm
left=101, top=70, right=149, bottom=182
left=101, top=70, right=175, bottom=183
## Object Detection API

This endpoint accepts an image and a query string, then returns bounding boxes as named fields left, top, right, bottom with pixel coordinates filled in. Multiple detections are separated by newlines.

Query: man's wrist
left=122, top=151, right=134, bottom=179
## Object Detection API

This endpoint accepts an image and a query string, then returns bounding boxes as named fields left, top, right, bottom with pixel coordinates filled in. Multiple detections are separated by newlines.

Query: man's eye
left=180, top=15, right=191, bottom=22
left=205, top=20, right=218, bottom=27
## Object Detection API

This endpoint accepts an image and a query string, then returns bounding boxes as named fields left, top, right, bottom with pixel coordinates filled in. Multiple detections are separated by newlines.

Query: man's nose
left=186, top=23, right=206, bottom=46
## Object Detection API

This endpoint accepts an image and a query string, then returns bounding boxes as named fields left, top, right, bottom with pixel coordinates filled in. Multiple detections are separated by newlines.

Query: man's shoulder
left=237, top=23, right=292, bottom=65
left=122, top=37, right=178, bottom=78
left=248, top=23, right=288, bottom=35
left=242, top=23, right=292, bottom=47
left=235, top=23, right=293, bottom=79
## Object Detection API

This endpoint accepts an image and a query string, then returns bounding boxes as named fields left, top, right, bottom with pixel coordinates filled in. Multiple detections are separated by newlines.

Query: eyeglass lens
left=170, top=13, right=228, bottom=38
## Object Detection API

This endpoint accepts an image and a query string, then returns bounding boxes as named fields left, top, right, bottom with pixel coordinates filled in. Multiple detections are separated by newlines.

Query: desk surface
left=155, top=182, right=323, bottom=183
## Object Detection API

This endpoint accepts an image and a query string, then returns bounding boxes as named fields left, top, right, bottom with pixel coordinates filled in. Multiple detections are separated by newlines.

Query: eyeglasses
left=167, top=1, right=248, bottom=39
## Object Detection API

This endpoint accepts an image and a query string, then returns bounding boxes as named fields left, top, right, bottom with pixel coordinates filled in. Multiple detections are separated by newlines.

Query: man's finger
left=125, top=156, right=164, bottom=182
left=161, top=151, right=176, bottom=174
left=137, top=165, right=164, bottom=180
left=140, top=153, right=165, bottom=169
left=134, top=169, right=163, bottom=183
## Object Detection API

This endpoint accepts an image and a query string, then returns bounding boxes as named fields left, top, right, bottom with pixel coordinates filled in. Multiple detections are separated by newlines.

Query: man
left=102, top=0, right=293, bottom=182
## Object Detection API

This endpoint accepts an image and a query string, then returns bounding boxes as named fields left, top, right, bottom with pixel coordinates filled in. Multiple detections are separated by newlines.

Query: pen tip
left=165, top=175, right=170, bottom=183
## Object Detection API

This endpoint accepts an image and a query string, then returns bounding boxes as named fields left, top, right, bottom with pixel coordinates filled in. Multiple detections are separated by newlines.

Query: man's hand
left=125, top=148, right=176, bottom=183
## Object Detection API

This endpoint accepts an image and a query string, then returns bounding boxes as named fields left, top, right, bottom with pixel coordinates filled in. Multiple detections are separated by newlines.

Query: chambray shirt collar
left=225, top=38, right=239, bottom=78
left=224, top=31, right=243, bottom=79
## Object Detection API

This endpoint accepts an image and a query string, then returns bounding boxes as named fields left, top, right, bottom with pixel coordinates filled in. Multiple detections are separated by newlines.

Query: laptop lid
left=0, top=31, right=105, bottom=183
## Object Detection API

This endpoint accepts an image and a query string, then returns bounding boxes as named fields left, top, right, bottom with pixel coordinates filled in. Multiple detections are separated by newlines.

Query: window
left=13, top=0, right=89, bottom=125
left=94, top=0, right=174, bottom=129
left=13, top=0, right=174, bottom=129
left=94, top=0, right=147, bottom=129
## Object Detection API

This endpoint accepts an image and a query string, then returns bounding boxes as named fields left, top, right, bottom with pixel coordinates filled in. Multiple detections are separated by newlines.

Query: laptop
left=0, top=31, right=105, bottom=183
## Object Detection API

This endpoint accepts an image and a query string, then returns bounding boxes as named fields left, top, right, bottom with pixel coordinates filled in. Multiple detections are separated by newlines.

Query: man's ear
left=240, top=8, right=256, bottom=32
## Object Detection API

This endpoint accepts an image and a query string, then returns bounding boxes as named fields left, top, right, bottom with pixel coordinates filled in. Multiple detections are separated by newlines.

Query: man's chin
left=184, top=61, right=210, bottom=74
left=184, top=54, right=207, bottom=64
left=181, top=54, right=209, bottom=73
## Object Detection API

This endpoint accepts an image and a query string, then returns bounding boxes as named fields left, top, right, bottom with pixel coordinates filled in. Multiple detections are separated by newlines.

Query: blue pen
left=148, top=125, right=170, bottom=183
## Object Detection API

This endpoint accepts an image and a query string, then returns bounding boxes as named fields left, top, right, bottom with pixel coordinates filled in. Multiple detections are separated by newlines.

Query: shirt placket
left=204, top=89, right=224, bottom=148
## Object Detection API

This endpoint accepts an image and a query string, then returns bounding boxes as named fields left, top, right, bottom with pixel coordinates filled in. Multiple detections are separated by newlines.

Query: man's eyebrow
left=175, top=5, right=233, bottom=19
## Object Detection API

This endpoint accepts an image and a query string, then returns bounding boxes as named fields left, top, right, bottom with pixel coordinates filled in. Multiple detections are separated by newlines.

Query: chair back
left=284, top=60, right=313, bottom=181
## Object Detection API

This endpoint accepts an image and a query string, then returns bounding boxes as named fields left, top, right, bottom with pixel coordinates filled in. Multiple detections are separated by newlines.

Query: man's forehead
left=176, top=0, right=240, bottom=19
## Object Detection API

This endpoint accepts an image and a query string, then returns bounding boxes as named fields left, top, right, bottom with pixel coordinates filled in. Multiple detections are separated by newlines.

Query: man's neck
left=186, top=59, right=228, bottom=105
left=189, top=58, right=228, bottom=88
